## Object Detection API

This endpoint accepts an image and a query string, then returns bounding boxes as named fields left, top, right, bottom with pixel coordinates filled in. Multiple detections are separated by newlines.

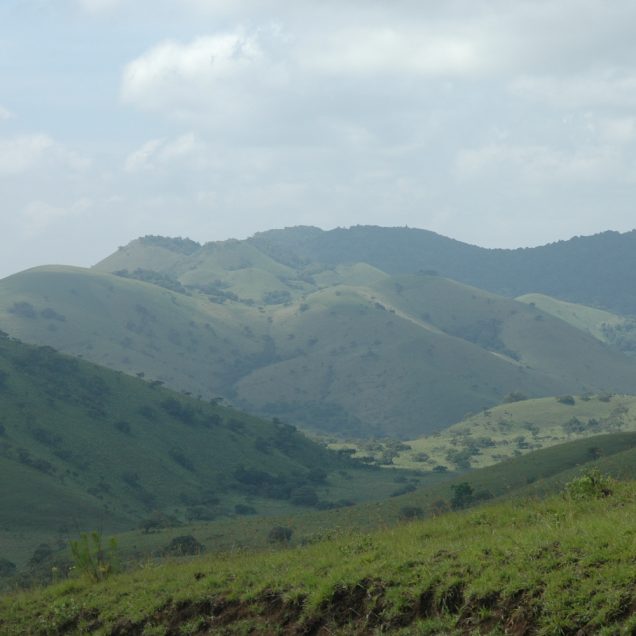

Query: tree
left=450, top=482, right=474, bottom=510
left=268, top=526, right=293, bottom=544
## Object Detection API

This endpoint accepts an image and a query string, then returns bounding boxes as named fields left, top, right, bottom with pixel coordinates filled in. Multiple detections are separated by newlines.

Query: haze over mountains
left=2, top=226, right=636, bottom=438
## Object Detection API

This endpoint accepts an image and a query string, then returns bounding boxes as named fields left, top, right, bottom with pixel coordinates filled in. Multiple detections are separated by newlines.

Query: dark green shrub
left=290, top=486, right=319, bottom=507
left=234, top=504, right=257, bottom=515
left=399, top=506, right=424, bottom=520
left=0, top=558, right=16, bottom=577
left=162, top=535, right=205, bottom=557
left=268, top=526, right=293, bottom=544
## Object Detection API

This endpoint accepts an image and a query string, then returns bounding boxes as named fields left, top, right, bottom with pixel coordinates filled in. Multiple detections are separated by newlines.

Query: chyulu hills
left=2, top=227, right=636, bottom=438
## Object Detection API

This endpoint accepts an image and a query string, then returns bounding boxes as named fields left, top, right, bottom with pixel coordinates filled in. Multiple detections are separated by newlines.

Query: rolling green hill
left=379, top=393, right=636, bottom=471
left=251, top=224, right=636, bottom=315
left=0, top=335, right=421, bottom=569
left=517, top=292, right=636, bottom=354
left=11, top=431, right=636, bottom=591
left=3, top=257, right=636, bottom=438
left=4, top=468, right=636, bottom=634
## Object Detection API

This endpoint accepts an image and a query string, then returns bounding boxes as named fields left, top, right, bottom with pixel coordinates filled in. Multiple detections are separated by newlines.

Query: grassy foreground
left=3, top=480, right=636, bottom=635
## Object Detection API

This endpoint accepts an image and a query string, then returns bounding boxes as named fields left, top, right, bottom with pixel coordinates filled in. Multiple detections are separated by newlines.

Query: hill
left=361, top=393, right=636, bottom=472
left=0, top=335, right=420, bottom=568
left=11, top=431, right=636, bottom=591
left=517, top=292, right=636, bottom=354
left=251, top=225, right=636, bottom=315
left=3, top=263, right=636, bottom=437
left=4, top=473, right=636, bottom=634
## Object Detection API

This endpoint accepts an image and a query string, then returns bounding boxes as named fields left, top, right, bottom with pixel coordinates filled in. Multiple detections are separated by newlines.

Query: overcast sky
left=2, top=0, right=636, bottom=278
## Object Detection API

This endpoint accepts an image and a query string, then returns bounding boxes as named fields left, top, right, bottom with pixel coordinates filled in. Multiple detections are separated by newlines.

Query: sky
left=2, top=0, right=636, bottom=278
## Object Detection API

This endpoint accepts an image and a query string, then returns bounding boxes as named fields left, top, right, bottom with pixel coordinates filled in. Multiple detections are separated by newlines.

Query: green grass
left=385, top=393, right=636, bottom=471
left=4, top=479, right=636, bottom=634
left=36, top=431, right=635, bottom=581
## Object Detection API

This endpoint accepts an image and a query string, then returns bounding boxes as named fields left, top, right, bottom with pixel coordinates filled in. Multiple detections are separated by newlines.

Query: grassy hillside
left=251, top=224, right=636, bottom=315
left=4, top=475, right=636, bottom=634
left=0, top=335, right=421, bottom=569
left=374, top=393, right=636, bottom=471
left=518, top=292, right=636, bottom=354
left=3, top=262, right=636, bottom=438
left=12, top=432, right=635, bottom=589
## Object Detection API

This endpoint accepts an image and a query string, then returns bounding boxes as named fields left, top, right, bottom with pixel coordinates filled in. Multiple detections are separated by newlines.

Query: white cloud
left=510, top=71, right=636, bottom=109
left=0, top=106, right=12, bottom=121
left=0, top=134, right=89, bottom=177
left=121, top=31, right=281, bottom=122
left=301, top=26, right=487, bottom=76
left=455, top=143, right=620, bottom=184
left=597, top=117, right=636, bottom=144
left=22, top=198, right=93, bottom=235
left=0, top=135, right=55, bottom=176
left=124, top=133, right=207, bottom=173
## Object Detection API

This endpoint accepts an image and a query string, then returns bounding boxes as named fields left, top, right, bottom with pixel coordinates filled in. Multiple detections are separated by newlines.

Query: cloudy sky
left=2, top=0, right=636, bottom=278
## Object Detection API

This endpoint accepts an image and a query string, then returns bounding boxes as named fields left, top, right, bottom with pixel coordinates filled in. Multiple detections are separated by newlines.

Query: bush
left=290, top=486, right=319, bottom=507
left=399, top=506, right=424, bottom=520
left=0, top=558, right=16, bottom=577
left=503, top=391, right=528, bottom=403
left=268, top=526, right=293, bottom=544
left=234, top=504, right=257, bottom=515
left=450, top=482, right=474, bottom=510
left=162, top=535, right=205, bottom=557
left=70, top=531, right=118, bottom=582
left=565, top=469, right=613, bottom=500
left=557, top=395, right=576, bottom=405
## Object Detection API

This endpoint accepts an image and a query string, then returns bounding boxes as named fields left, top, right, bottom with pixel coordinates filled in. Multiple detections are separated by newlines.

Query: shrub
left=557, top=395, right=575, bottom=405
left=113, top=420, right=131, bottom=435
left=234, top=504, right=257, bottom=515
left=268, top=526, right=293, bottom=544
left=290, top=486, right=319, bottom=507
left=0, top=558, right=16, bottom=577
left=503, top=391, right=528, bottom=403
left=399, top=506, right=424, bottom=520
left=8, top=301, right=37, bottom=319
left=565, top=469, right=613, bottom=500
left=162, top=535, right=205, bottom=557
left=450, top=482, right=474, bottom=510
left=70, top=531, right=118, bottom=582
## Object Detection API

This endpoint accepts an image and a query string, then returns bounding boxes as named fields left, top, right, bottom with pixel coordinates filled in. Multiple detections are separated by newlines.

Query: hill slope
left=251, top=225, right=636, bottom=314
left=4, top=260, right=636, bottom=437
left=4, top=477, right=636, bottom=634
left=0, top=335, right=416, bottom=568
left=517, top=292, right=636, bottom=354
left=381, top=393, right=636, bottom=471
left=4, top=264, right=636, bottom=437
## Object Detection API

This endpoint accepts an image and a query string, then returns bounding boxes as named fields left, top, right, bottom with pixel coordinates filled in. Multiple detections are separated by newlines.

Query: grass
left=4, top=479, right=636, bottom=634
left=22, top=431, right=633, bottom=585
left=0, top=335, right=425, bottom=570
